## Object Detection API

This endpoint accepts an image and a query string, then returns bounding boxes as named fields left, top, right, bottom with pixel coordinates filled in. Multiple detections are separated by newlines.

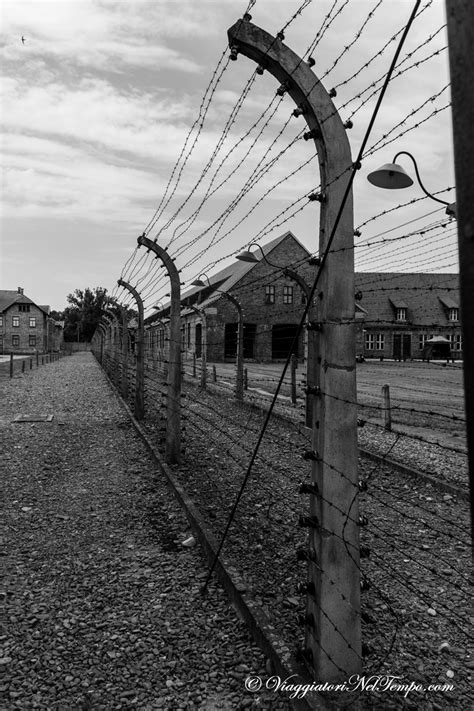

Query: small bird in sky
left=21, top=36, right=26, bottom=44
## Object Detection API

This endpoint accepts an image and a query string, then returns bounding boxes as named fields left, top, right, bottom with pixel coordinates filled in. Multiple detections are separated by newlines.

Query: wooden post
left=212, top=364, right=217, bottom=382
left=244, top=367, right=248, bottom=390
left=446, top=0, right=474, bottom=553
left=22, top=360, right=25, bottom=373
left=229, top=17, right=360, bottom=679
left=117, top=281, right=144, bottom=420
left=30, top=358, right=33, bottom=370
left=290, top=353, right=297, bottom=405
left=382, top=384, right=392, bottom=431
left=137, top=235, right=181, bottom=464
left=36, top=351, right=39, bottom=367
left=193, top=352, right=197, bottom=378
left=10, top=353, right=13, bottom=378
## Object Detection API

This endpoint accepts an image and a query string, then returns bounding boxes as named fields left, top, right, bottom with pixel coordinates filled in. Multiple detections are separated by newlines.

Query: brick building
left=0, top=288, right=63, bottom=355
left=146, top=231, right=317, bottom=362
left=354, top=272, right=462, bottom=360
left=144, top=232, right=462, bottom=363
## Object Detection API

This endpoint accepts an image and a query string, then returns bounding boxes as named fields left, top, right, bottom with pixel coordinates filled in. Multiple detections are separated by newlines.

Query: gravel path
left=2, top=353, right=291, bottom=710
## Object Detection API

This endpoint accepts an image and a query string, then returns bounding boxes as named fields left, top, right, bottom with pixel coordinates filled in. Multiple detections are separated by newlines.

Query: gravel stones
left=140, top=374, right=473, bottom=710
left=2, top=354, right=291, bottom=710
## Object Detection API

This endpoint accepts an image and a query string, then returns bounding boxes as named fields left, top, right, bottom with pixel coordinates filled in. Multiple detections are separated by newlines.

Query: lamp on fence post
left=367, top=151, right=457, bottom=217
left=236, top=242, right=318, bottom=425
left=228, top=15, right=359, bottom=680
left=137, top=234, right=181, bottom=464
left=192, top=274, right=244, bottom=401
left=117, top=279, right=145, bottom=421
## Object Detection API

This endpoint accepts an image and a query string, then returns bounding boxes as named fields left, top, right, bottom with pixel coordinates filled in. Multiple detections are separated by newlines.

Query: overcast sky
left=1, top=0, right=455, bottom=312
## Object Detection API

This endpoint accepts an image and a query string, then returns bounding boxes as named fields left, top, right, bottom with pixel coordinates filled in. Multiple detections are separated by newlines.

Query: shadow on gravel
left=144, top=507, right=182, bottom=551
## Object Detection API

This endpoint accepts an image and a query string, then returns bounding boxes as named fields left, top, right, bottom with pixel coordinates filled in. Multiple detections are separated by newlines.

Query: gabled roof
left=196, top=232, right=303, bottom=310
left=438, top=295, right=459, bottom=309
left=147, top=231, right=313, bottom=323
left=389, top=298, right=409, bottom=309
left=0, top=290, right=49, bottom=315
left=355, top=272, right=460, bottom=326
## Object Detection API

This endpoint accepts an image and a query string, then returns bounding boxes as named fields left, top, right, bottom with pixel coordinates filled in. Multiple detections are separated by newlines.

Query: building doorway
left=393, top=333, right=411, bottom=360
left=224, top=323, right=257, bottom=359
left=243, top=323, right=256, bottom=359
left=272, top=324, right=298, bottom=360
left=195, top=323, right=202, bottom=358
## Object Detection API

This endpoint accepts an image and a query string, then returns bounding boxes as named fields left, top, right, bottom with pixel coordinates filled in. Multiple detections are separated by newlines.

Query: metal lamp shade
left=236, top=250, right=259, bottom=263
left=367, top=163, right=414, bottom=189
left=191, top=279, right=206, bottom=287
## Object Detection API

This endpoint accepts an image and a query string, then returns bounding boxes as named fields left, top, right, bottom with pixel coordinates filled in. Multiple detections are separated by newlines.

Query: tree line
left=51, top=287, right=136, bottom=343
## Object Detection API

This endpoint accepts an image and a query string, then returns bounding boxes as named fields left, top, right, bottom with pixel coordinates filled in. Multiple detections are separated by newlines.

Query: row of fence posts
left=91, top=234, right=183, bottom=466
left=92, top=16, right=361, bottom=683
left=9, top=351, right=63, bottom=378
left=89, top=3, right=474, bottom=689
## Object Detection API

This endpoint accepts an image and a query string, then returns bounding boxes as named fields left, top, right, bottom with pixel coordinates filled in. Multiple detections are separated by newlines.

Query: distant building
left=144, top=233, right=462, bottom=363
left=146, top=231, right=317, bottom=363
left=355, top=272, right=462, bottom=360
left=0, top=287, right=64, bottom=354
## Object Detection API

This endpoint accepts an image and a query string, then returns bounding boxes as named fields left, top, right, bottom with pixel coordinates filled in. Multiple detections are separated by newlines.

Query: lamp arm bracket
left=393, top=151, right=450, bottom=207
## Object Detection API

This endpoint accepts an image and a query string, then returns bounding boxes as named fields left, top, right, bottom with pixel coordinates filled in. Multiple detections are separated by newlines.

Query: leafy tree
left=63, top=287, right=117, bottom=342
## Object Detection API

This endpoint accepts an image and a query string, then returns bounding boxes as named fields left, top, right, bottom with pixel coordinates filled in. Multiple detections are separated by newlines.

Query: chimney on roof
left=18, top=287, right=24, bottom=295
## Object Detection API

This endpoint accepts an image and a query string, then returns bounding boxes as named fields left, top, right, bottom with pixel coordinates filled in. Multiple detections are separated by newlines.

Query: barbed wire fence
left=91, top=1, right=472, bottom=707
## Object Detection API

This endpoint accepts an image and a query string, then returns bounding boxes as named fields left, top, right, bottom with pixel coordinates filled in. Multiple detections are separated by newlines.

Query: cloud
left=0, top=0, right=457, bottom=310
left=0, top=0, right=213, bottom=73
left=1, top=73, right=197, bottom=159
left=1, top=133, right=162, bottom=222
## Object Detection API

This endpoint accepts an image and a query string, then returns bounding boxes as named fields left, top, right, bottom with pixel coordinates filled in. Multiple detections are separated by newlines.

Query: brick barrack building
left=0, top=288, right=63, bottom=355
left=144, top=231, right=462, bottom=363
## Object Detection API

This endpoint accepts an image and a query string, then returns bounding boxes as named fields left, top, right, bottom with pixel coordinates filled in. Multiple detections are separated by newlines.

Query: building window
left=29, top=335, right=36, bottom=347
left=265, top=285, right=275, bottom=304
left=447, top=334, right=462, bottom=351
left=12, top=316, right=20, bottom=327
left=396, top=308, right=407, bottom=322
left=365, top=333, right=385, bottom=350
left=12, top=335, right=20, bottom=346
left=283, top=285, right=293, bottom=305
left=0, top=316, right=3, bottom=327
left=419, top=334, right=433, bottom=350
left=19, top=304, right=30, bottom=312
left=29, top=317, right=36, bottom=328
left=448, top=308, right=459, bottom=322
